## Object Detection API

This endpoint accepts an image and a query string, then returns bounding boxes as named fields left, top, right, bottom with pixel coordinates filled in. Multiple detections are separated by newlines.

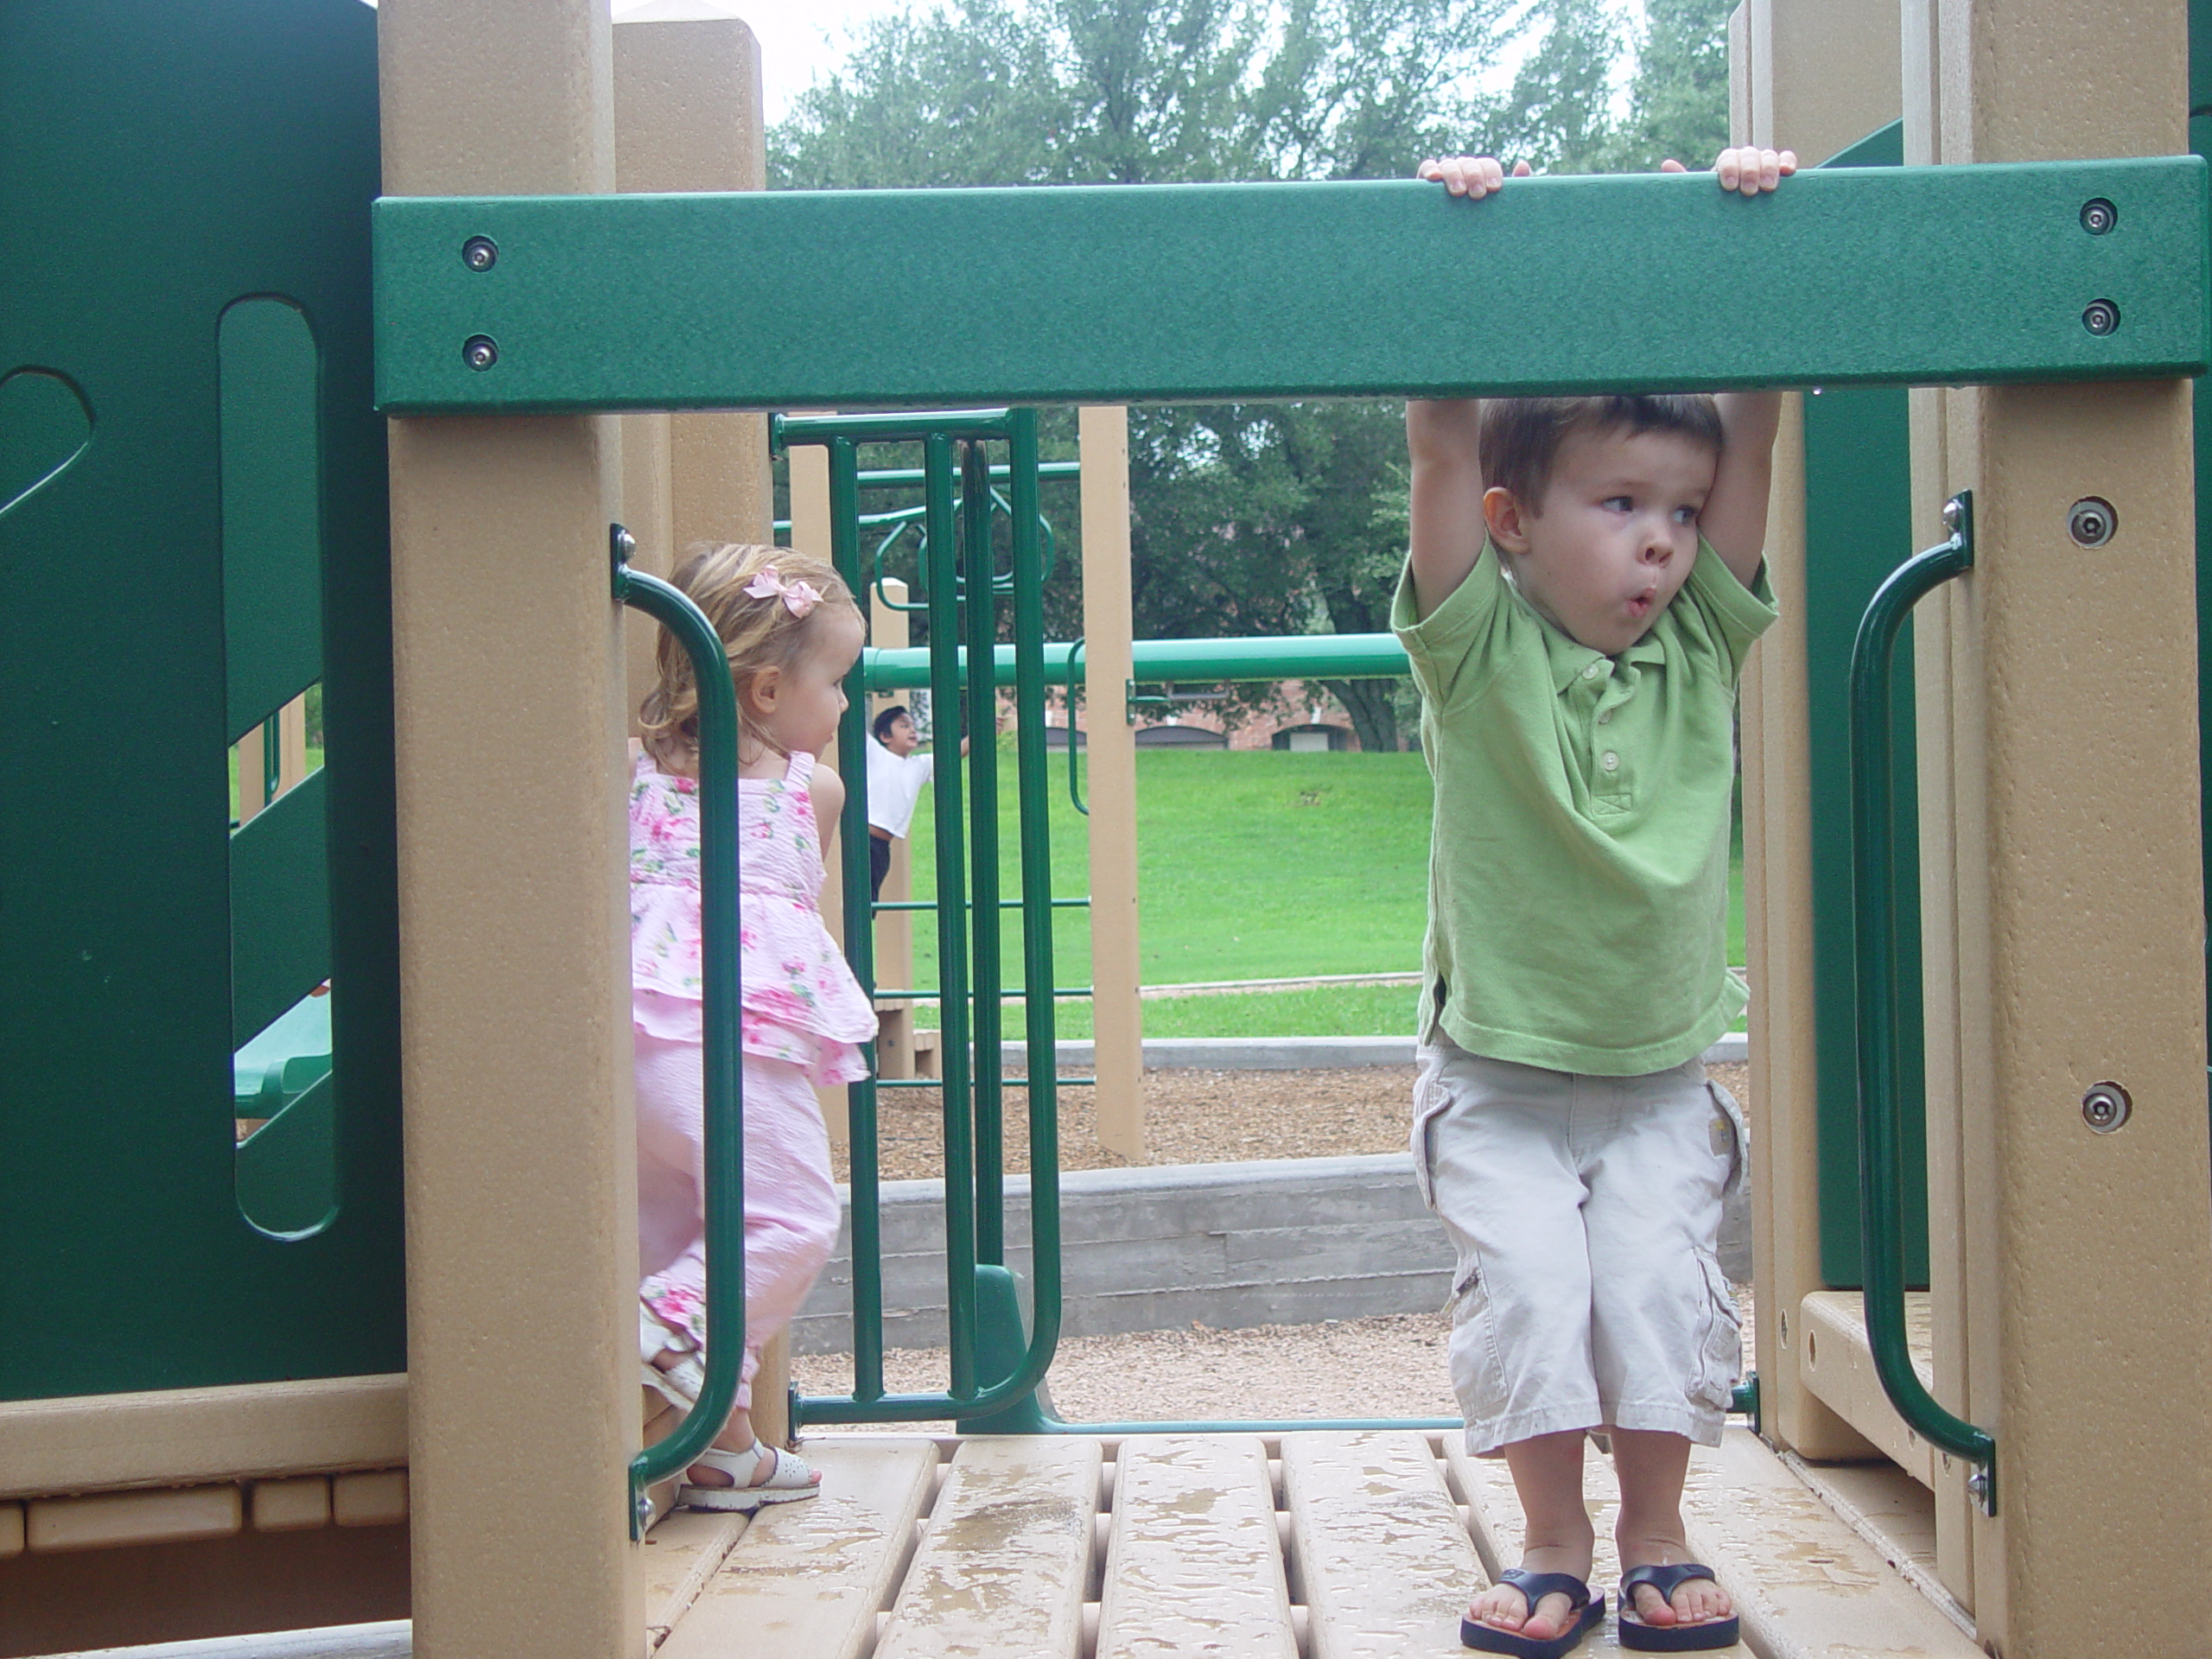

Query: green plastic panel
left=220, top=297, right=324, bottom=744
left=1, top=0, right=401, bottom=1399
left=229, top=769, right=332, bottom=1051
left=236, top=1071, right=337, bottom=1239
left=1801, top=121, right=1929, bottom=1292
left=374, top=157, right=2210, bottom=414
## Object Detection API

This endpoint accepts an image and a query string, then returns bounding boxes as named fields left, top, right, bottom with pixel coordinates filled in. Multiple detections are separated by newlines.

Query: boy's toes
left=1630, top=1574, right=1732, bottom=1628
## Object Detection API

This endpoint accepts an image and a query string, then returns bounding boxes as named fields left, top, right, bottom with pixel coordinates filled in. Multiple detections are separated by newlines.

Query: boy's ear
left=1482, top=485, right=1535, bottom=555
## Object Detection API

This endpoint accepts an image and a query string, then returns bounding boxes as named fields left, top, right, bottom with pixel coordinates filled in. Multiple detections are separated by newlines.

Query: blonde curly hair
left=638, top=542, right=858, bottom=771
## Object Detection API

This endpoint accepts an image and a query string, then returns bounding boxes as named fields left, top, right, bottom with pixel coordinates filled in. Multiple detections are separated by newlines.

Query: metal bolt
left=614, top=525, right=636, bottom=563
left=2080, top=198, right=2118, bottom=235
left=2082, top=1081, right=2132, bottom=1133
left=2066, top=497, right=2117, bottom=548
left=462, top=235, right=499, bottom=271
left=2082, top=298, right=2120, bottom=336
left=1966, top=1469, right=1991, bottom=1506
left=1942, top=499, right=1962, bottom=532
left=462, top=334, right=499, bottom=372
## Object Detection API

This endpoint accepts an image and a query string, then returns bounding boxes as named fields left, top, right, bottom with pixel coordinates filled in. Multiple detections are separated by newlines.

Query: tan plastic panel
left=874, top=1437, right=1098, bottom=1659
left=249, top=1476, right=331, bottom=1533
left=1905, top=3, right=2212, bottom=1649
left=661, top=1438, right=936, bottom=1659
left=28, top=1485, right=243, bottom=1554
left=0, top=1373, right=405, bottom=1501
left=639, top=1508, right=748, bottom=1649
left=0, top=1503, right=22, bottom=1559
left=1796, top=1290, right=1935, bottom=1485
left=380, top=0, right=641, bottom=1652
left=332, top=1471, right=409, bottom=1528
left=1736, top=0, right=1902, bottom=1470
left=1281, top=1430, right=1474, bottom=1658
left=1096, top=1436, right=1296, bottom=1659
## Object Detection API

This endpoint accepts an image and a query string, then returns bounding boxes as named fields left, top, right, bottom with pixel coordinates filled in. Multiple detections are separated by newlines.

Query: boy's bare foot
left=1616, top=1535, right=1732, bottom=1628
left=1465, top=1547, right=1595, bottom=1641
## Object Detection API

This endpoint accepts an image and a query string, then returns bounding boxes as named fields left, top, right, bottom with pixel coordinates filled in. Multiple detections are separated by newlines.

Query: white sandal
left=680, top=1441, right=820, bottom=1511
left=640, top=1306, right=706, bottom=1413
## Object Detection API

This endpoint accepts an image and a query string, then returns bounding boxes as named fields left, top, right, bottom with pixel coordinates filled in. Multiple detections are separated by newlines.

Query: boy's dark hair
left=1479, top=395, right=1724, bottom=509
left=873, top=705, right=910, bottom=743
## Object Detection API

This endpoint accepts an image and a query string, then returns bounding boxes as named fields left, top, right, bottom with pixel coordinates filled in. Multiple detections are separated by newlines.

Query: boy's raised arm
left=1406, top=397, right=1489, bottom=622
left=1698, top=391, right=1783, bottom=588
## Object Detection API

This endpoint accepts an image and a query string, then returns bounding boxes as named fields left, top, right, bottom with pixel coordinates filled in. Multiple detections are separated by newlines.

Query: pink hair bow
left=744, top=566, right=822, bottom=618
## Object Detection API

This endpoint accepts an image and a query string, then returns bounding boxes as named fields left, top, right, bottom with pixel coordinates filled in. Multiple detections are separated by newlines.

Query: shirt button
left=1602, top=750, right=1620, bottom=772
left=1597, top=709, right=1612, bottom=725
left=1582, top=662, right=1603, bottom=681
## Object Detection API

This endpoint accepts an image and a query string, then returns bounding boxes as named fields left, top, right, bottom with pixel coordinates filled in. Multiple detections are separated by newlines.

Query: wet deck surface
left=646, top=1428, right=1980, bottom=1659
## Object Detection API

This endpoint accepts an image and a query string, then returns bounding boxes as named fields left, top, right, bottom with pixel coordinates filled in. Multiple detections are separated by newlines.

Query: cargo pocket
left=1705, top=1077, right=1746, bottom=1200
left=1689, top=1251, right=1742, bottom=1411
left=1446, top=1260, right=1513, bottom=1427
left=1409, top=1051, right=1452, bottom=1211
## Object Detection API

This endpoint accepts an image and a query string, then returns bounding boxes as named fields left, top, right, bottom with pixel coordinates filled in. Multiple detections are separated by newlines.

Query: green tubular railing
left=863, top=631, right=1412, bottom=690
left=1848, top=492, right=1996, bottom=1513
left=611, top=525, right=746, bottom=1538
left=781, top=408, right=1063, bottom=1430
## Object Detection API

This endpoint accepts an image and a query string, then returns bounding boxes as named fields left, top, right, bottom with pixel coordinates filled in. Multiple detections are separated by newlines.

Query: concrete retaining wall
left=794, top=1145, right=1752, bottom=1354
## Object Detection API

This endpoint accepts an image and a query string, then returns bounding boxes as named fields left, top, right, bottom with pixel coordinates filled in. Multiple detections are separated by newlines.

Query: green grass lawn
left=897, top=742, right=1745, bottom=1036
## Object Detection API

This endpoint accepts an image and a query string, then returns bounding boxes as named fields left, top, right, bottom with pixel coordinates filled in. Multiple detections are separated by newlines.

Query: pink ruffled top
left=630, top=748, right=875, bottom=1084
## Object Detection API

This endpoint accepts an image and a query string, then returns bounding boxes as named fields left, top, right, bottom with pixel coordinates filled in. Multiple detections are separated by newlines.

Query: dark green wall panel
left=0, top=0, right=399, bottom=1398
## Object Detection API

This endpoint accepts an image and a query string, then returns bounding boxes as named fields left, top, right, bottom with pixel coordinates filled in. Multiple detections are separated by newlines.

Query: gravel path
left=805, top=1058, right=1757, bottom=1430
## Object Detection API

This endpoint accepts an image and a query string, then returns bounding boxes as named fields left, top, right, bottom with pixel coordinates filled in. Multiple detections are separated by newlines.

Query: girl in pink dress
left=630, top=542, right=875, bottom=1510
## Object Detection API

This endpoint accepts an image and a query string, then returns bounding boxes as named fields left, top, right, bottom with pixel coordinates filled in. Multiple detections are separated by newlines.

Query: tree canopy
left=772, top=0, right=1732, bottom=750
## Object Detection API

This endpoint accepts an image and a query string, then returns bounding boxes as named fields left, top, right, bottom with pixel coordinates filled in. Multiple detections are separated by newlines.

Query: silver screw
left=462, top=235, right=499, bottom=271
left=1942, top=499, right=1962, bottom=532
left=1966, top=1469, right=1992, bottom=1507
left=2081, top=198, right=2118, bottom=235
left=2082, top=1081, right=2132, bottom=1133
left=2082, top=298, right=2120, bottom=336
left=2067, top=498, right=2117, bottom=548
left=462, top=334, right=499, bottom=372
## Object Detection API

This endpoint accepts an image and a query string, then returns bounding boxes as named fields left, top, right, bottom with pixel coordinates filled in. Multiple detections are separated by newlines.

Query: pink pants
left=634, top=1032, right=842, bottom=1410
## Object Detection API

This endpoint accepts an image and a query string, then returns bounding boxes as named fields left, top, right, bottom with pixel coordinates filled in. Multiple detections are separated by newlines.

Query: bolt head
left=462, top=334, right=499, bottom=372
left=2067, top=497, right=2117, bottom=549
left=2082, top=298, right=2120, bottom=336
left=1942, top=499, right=1962, bottom=532
left=461, top=235, right=499, bottom=271
left=2082, top=1080, right=2132, bottom=1133
left=2081, top=198, right=2118, bottom=235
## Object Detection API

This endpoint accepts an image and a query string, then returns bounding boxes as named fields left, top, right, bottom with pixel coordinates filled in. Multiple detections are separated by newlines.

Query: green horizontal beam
left=863, top=633, right=1408, bottom=691
left=373, top=160, right=2207, bottom=414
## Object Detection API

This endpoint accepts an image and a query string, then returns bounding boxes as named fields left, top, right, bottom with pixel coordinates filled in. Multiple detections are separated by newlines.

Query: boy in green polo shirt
left=1398, top=147, right=1795, bottom=1658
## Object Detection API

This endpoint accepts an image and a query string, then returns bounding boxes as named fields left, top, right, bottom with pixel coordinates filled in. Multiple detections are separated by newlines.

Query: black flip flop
left=1617, top=1563, right=1739, bottom=1651
left=1460, top=1568, right=1605, bottom=1657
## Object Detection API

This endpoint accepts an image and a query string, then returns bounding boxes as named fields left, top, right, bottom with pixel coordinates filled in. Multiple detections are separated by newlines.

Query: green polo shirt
left=1392, top=539, right=1777, bottom=1076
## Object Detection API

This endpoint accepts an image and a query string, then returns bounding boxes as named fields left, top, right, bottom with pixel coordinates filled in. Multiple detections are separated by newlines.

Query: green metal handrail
left=864, top=630, right=1412, bottom=690
left=611, top=525, right=745, bottom=1538
left=1848, top=491, right=1996, bottom=1513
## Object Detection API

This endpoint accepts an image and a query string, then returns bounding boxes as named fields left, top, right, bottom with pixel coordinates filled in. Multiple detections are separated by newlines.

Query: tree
left=772, top=0, right=1649, bottom=752
left=1606, top=0, right=1732, bottom=172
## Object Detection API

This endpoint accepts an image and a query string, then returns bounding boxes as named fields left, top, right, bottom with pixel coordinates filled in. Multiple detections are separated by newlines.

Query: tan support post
left=1904, top=2, right=2212, bottom=1649
left=1738, top=0, right=1898, bottom=1465
left=379, top=3, right=642, bottom=1655
left=872, top=578, right=923, bottom=1081
left=233, top=725, right=265, bottom=826
left=1079, top=406, right=1144, bottom=1159
left=613, top=9, right=772, bottom=726
left=277, top=693, right=310, bottom=793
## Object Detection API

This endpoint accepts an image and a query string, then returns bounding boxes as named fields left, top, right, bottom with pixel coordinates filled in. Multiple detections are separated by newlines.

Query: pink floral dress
left=630, top=748, right=875, bottom=1084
